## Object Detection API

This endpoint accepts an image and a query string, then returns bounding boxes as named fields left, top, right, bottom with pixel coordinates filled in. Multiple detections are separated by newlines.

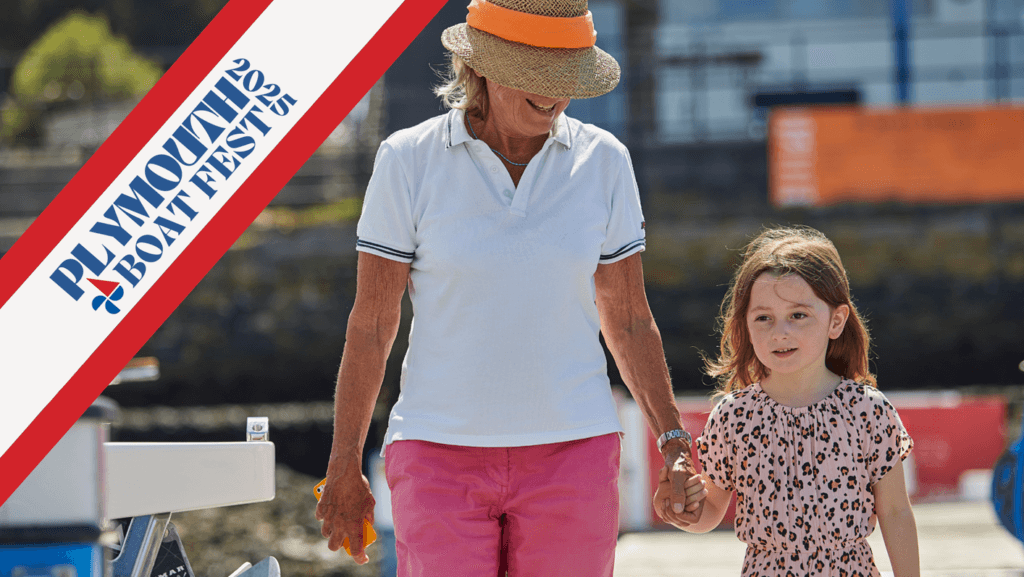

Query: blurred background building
left=384, top=0, right=1024, bottom=401
left=1, top=0, right=1022, bottom=486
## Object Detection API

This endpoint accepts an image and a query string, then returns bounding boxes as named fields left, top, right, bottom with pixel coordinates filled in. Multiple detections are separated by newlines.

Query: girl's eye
left=792, top=312, right=807, bottom=320
left=754, top=315, right=770, bottom=322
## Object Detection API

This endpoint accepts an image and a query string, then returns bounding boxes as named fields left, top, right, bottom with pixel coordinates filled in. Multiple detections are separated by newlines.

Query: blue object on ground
left=0, top=542, right=103, bottom=577
left=993, top=409, right=1024, bottom=542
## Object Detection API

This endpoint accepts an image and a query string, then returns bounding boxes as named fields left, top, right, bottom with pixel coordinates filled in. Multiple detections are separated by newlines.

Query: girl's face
left=746, top=273, right=849, bottom=383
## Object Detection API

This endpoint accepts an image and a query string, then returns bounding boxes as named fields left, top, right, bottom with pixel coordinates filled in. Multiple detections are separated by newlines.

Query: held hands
left=653, top=440, right=707, bottom=529
left=314, top=464, right=376, bottom=564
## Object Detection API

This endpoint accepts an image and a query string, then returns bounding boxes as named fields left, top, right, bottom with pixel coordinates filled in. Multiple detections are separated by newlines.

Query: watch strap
left=656, top=428, right=692, bottom=451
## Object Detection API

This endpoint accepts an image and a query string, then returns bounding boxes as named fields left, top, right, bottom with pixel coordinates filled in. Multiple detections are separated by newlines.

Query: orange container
left=769, top=105, right=1024, bottom=206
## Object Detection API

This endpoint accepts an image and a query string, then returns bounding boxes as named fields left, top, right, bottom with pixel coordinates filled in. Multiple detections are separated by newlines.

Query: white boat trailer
left=0, top=364, right=279, bottom=577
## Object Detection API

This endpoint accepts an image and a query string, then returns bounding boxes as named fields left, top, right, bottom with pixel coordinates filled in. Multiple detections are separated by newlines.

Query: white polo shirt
left=357, top=108, right=646, bottom=449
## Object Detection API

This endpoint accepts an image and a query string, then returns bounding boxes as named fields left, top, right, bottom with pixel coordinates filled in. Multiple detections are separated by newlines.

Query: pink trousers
left=384, top=433, right=620, bottom=577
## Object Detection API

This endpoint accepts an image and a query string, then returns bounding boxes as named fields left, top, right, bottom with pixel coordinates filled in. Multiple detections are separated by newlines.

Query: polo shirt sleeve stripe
left=600, top=239, right=646, bottom=261
left=356, top=239, right=415, bottom=262
left=599, top=144, right=646, bottom=264
left=355, top=140, right=418, bottom=264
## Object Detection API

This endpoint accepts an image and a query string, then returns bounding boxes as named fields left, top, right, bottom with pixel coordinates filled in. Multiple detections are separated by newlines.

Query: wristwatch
left=656, top=428, right=692, bottom=452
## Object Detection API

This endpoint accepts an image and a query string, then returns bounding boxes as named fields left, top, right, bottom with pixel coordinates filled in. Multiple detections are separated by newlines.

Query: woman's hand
left=653, top=464, right=708, bottom=529
left=654, top=444, right=707, bottom=528
left=318, top=253, right=408, bottom=563
left=315, top=461, right=376, bottom=564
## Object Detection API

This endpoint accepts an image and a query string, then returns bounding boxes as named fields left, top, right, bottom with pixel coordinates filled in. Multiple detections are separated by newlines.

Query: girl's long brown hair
left=705, top=226, right=875, bottom=395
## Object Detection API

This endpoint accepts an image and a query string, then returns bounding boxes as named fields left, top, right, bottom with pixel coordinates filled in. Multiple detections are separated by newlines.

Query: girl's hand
left=653, top=465, right=707, bottom=529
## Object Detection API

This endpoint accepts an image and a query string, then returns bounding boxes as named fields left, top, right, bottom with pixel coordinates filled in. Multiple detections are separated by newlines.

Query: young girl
left=656, top=226, right=919, bottom=577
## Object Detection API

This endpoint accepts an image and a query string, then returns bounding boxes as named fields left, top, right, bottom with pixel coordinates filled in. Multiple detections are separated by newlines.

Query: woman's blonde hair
left=433, top=53, right=488, bottom=116
left=705, top=225, right=875, bottom=395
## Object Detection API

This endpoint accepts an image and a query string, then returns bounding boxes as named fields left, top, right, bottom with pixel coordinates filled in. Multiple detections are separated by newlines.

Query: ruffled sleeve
left=697, top=396, right=736, bottom=492
left=864, top=389, right=914, bottom=486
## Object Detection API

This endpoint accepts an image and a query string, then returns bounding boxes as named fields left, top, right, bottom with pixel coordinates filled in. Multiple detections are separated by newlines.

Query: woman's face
left=484, top=79, right=570, bottom=137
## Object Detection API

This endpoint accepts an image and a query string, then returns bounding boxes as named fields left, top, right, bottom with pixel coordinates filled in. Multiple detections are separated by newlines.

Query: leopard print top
left=697, top=379, right=913, bottom=577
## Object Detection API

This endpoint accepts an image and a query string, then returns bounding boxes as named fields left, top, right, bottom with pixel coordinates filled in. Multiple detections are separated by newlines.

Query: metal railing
left=651, top=18, right=1024, bottom=143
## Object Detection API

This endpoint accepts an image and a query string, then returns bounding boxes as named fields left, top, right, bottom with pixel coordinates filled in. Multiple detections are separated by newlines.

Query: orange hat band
left=466, top=0, right=597, bottom=49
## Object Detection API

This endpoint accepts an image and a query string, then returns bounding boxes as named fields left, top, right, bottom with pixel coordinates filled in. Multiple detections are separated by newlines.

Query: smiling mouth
left=527, top=99, right=556, bottom=113
left=773, top=348, right=797, bottom=354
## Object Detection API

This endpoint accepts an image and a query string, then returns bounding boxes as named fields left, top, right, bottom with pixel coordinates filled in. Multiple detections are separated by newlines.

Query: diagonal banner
left=0, top=0, right=448, bottom=507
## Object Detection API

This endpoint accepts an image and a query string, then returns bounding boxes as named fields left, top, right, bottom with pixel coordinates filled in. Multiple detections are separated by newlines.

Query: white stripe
left=619, top=400, right=651, bottom=531
left=0, top=0, right=403, bottom=458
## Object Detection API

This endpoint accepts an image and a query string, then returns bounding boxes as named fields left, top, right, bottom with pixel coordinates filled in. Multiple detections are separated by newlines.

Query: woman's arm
left=872, top=460, right=920, bottom=577
left=315, top=252, right=410, bottom=564
left=594, top=252, right=703, bottom=525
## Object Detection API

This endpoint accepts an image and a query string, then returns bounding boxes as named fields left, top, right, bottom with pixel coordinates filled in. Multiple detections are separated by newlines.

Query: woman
left=316, top=1, right=705, bottom=574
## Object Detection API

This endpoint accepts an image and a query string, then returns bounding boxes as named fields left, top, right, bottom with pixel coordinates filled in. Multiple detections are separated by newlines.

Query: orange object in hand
left=314, top=478, right=378, bottom=556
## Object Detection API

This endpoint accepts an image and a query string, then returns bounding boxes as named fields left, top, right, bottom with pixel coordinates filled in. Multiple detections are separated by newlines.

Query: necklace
left=466, top=116, right=530, bottom=167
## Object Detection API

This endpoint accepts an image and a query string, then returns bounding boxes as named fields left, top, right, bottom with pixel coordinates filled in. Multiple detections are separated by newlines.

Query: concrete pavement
left=614, top=500, right=1024, bottom=577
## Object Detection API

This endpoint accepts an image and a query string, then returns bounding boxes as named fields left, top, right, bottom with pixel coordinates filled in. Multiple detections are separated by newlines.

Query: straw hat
left=441, top=0, right=621, bottom=99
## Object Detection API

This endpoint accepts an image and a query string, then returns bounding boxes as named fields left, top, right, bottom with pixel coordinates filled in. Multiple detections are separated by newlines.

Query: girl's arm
left=654, top=467, right=732, bottom=533
left=872, top=459, right=920, bottom=577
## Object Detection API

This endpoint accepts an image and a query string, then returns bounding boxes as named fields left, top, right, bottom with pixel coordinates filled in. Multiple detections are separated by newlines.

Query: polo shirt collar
left=446, top=109, right=573, bottom=150
left=550, top=112, right=572, bottom=148
left=447, top=109, right=474, bottom=148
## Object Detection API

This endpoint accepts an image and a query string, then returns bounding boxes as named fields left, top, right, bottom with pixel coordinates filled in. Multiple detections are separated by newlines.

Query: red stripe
left=0, top=0, right=273, bottom=310
left=0, top=0, right=447, bottom=507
